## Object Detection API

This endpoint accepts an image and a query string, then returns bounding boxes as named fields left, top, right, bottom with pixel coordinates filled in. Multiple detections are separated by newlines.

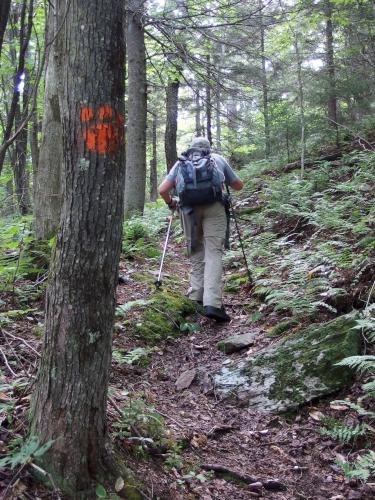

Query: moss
left=249, top=315, right=359, bottom=407
left=224, top=273, right=248, bottom=293
left=267, top=318, right=300, bottom=338
left=126, top=290, right=196, bottom=345
left=215, top=314, right=361, bottom=413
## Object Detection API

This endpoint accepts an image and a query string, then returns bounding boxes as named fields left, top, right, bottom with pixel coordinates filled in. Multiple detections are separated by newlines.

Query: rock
left=217, top=331, right=259, bottom=354
left=175, top=368, right=197, bottom=391
left=213, top=314, right=360, bottom=413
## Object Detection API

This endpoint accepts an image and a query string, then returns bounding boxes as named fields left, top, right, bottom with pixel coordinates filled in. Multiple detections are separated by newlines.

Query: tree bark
left=324, top=0, right=339, bottom=146
left=34, top=0, right=63, bottom=239
left=31, top=0, right=126, bottom=494
left=124, top=0, right=147, bottom=215
left=0, top=0, right=11, bottom=59
left=164, top=77, right=179, bottom=172
left=149, top=113, right=158, bottom=201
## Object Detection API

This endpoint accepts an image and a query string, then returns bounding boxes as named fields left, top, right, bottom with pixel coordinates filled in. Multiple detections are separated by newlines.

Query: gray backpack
left=175, top=148, right=225, bottom=207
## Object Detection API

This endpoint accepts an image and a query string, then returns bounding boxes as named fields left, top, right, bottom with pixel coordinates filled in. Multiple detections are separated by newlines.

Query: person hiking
left=158, top=137, right=243, bottom=322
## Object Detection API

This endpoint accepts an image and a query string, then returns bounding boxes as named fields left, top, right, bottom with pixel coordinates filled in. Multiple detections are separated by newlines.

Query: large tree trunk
left=31, top=0, right=126, bottom=494
left=149, top=112, right=158, bottom=201
left=0, top=0, right=11, bottom=58
left=324, top=0, right=339, bottom=146
left=124, top=0, right=147, bottom=215
left=164, top=77, right=179, bottom=172
left=34, top=1, right=63, bottom=239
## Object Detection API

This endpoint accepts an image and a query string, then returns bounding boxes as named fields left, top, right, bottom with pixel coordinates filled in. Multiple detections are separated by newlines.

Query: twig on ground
left=0, top=346, right=17, bottom=376
left=201, top=463, right=287, bottom=491
left=1, top=329, right=41, bottom=357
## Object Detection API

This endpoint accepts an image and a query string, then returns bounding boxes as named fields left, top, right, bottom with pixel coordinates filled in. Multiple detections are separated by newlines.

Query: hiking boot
left=204, top=306, right=231, bottom=322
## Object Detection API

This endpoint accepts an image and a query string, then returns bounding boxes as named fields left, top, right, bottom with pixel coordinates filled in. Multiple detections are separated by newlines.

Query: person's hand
left=167, top=197, right=178, bottom=210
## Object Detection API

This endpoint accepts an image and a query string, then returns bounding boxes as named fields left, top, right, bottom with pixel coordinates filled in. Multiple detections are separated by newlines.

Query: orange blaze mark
left=80, top=105, right=125, bottom=154
left=80, top=107, right=94, bottom=121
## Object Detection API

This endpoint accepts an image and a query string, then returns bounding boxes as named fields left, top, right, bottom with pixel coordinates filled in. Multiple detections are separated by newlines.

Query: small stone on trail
left=175, top=368, right=197, bottom=391
left=217, top=331, right=259, bottom=354
left=248, top=482, right=263, bottom=492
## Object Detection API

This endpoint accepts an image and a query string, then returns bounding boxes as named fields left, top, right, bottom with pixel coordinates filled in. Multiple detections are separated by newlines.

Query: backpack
left=175, top=148, right=225, bottom=207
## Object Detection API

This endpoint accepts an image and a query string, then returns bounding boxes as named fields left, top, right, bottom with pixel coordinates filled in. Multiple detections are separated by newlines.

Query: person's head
left=189, top=136, right=211, bottom=151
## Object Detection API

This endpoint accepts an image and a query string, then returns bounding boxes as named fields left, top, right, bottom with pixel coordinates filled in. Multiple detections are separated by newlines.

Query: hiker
left=159, top=137, right=243, bottom=322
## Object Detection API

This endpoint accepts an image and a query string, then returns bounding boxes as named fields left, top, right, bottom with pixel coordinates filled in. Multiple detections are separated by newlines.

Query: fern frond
left=335, top=355, right=375, bottom=373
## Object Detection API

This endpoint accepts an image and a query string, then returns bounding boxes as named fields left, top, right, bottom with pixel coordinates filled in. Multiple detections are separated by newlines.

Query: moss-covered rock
left=267, top=318, right=300, bottom=338
left=123, top=290, right=196, bottom=344
left=214, top=314, right=360, bottom=413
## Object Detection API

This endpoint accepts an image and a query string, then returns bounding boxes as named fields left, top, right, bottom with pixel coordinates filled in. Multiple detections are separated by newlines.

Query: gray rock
left=217, top=331, right=259, bottom=354
left=214, top=314, right=360, bottom=413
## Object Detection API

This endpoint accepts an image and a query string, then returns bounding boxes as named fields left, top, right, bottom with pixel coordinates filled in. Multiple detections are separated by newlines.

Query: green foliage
left=0, top=217, right=52, bottom=291
left=320, top=417, right=373, bottom=444
left=112, top=347, right=154, bottom=367
left=337, top=451, right=375, bottom=481
left=0, top=436, right=54, bottom=470
left=122, top=204, right=169, bottom=259
left=113, top=398, right=165, bottom=442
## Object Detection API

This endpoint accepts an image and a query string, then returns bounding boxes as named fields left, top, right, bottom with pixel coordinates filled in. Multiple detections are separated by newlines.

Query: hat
left=189, top=136, right=211, bottom=150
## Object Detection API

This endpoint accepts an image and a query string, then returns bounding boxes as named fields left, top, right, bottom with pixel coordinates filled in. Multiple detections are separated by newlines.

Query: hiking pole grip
left=225, top=185, right=253, bottom=284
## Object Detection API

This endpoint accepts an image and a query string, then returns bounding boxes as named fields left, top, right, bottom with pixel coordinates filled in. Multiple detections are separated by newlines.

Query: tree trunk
left=164, top=77, right=179, bottom=172
left=30, top=109, right=39, bottom=206
left=259, top=0, right=270, bottom=158
left=149, top=113, right=158, bottom=201
left=14, top=72, right=30, bottom=215
left=294, top=36, right=306, bottom=179
left=324, top=0, right=339, bottom=146
left=31, top=0, right=126, bottom=494
left=206, top=55, right=212, bottom=145
left=195, top=89, right=203, bottom=137
left=124, top=0, right=147, bottom=215
left=0, top=0, right=11, bottom=58
left=34, top=1, right=63, bottom=239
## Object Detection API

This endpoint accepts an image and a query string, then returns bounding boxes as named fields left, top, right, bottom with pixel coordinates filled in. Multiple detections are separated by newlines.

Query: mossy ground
left=122, top=289, right=196, bottom=345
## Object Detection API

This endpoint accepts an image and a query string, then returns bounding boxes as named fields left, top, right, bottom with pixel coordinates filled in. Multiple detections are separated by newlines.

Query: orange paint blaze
left=80, top=105, right=125, bottom=154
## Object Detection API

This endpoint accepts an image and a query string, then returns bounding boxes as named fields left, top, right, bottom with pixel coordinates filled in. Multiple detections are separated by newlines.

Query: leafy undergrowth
left=1, top=149, right=375, bottom=499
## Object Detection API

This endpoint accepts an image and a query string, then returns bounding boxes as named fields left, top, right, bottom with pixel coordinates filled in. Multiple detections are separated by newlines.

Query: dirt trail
left=111, top=238, right=370, bottom=500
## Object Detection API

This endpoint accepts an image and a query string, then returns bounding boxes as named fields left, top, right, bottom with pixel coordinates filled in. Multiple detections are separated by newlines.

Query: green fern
left=337, top=451, right=375, bottom=481
left=320, top=419, right=373, bottom=444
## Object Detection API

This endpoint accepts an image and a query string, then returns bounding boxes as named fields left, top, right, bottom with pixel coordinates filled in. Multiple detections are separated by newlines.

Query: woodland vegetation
left=0, top=0, right=374, bottom=498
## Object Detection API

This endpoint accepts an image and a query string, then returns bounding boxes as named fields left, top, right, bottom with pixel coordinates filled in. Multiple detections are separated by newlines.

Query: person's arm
left=159, top=178, right=175, bottom=205
left=220, top=156, right=244, bottom=191
left=230, top=178, right=243, bottom=191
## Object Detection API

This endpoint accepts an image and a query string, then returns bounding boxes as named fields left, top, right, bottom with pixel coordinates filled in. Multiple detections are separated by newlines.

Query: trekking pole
left=226, top=185, right=253, bottom=284
left=155, top=211, right=174, bottom=290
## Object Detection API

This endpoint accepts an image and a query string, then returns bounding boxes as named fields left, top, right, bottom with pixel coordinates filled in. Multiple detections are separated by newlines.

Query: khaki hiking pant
left=181, top=202, right=226, bottom=309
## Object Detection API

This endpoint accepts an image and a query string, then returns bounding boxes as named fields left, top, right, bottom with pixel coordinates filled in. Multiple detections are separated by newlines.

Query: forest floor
left=106, top=237, right=373, bottom=500
left=1, top=147, right=375, bottom=499
left=0, top=224, right=374, bottom=500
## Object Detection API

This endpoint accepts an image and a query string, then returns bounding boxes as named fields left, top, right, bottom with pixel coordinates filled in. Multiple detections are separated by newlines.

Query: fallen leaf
left=175, top=369, right=197, bottom=391
left=191, top=433, right=208, bottom=448
left=309, top=410, right=325, bottom=421
left=115, top=477, right=124, bottom=492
